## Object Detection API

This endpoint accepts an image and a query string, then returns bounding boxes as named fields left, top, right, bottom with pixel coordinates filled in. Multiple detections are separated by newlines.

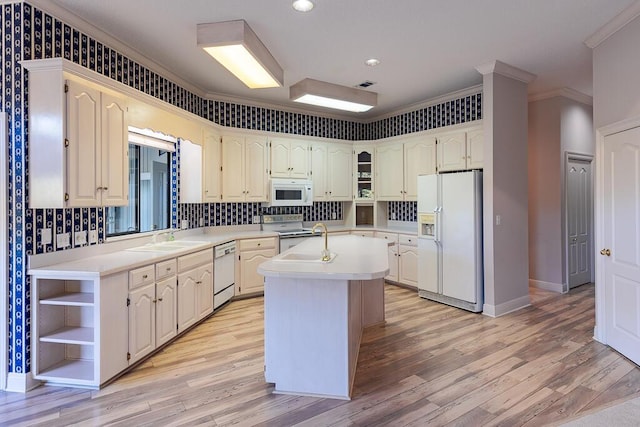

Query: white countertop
left=28, top=229, right=279, bottom=278
left=27, top=224, right=413, bottom=279
left=258, top=235, right=390, bottom=281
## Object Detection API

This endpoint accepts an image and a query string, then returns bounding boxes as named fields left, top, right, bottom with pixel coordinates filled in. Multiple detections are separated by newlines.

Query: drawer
left=129, top=265, right=155, bottom=290
left=399, top=234, right=417, bottom=246
left=375, top=231, right=399, bottom=244
left=239, top=237, right=277, bottom=251
left=156, top=259, right=177, bottom=280
left=351, top=230, right=375, bottom=238
left=178, top=249, right=213, bottom=272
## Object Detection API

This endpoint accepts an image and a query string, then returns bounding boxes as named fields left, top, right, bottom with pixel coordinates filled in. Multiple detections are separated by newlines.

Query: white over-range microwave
left=266, top=178, right=313, bottom=207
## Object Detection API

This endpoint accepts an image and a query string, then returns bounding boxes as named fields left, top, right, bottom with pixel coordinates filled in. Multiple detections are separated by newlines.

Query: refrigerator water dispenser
left=419, top=213, right=436, bottom=238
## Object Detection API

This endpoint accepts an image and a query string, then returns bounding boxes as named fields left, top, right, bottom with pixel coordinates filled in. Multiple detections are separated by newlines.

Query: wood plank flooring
left=1, top=283, right=639, bottom=426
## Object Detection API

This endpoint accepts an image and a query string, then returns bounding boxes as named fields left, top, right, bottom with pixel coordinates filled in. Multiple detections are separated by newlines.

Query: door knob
left=600, top=249, right=611, bottom=256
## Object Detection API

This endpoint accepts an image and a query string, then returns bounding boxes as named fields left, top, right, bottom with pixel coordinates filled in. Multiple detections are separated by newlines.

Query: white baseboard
left=529, top=279, right=565, bottom=293
left=5, top=372, right=41, bottom=393
left=483, top=294, right=531, bottom=318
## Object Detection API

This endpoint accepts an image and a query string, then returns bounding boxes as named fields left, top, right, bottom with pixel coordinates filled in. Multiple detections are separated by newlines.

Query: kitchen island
left=257, top=234, right=389, bottom=400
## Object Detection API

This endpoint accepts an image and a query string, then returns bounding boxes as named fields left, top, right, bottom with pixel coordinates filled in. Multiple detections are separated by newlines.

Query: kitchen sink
left=126, top=240, right=208, bottom=253
left=275, top=252, right=337, bottom=263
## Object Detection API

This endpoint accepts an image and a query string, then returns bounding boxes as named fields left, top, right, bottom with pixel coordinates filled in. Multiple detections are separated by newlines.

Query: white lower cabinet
left=398, top=235, right=418, bottom=287
left=177, top=250, right=214, bottom=333
left=374, top=232, right=418, bottom=287
left=236, top=237, right=278, bottom=295
left=128, top=260, right=178, bottom=365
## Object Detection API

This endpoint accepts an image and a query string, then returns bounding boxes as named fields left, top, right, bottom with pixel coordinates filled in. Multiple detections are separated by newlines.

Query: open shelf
left=40, top=326, right=94, bottom=345
left=37, top=359, right=94, bottom=383
left=40, top=292, right=94, bottom=306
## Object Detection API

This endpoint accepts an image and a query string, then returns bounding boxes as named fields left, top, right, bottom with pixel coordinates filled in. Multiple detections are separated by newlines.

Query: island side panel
left=348, top=280, right=362, bottom=394
left=361, top=278, right=385, bottom=327
left=264, top=277, right=351, bottom=399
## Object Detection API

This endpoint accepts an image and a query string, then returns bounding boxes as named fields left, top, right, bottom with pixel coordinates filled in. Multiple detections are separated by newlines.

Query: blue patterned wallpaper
left=1, top=2, right=481, bottom=375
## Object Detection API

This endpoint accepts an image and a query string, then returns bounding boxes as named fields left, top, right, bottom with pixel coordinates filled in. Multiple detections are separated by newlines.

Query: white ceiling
left=45, top=0, right=633, bottom=120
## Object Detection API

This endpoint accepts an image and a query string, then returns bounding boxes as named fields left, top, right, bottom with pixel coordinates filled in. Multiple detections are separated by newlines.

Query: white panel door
left=128, top=283, right=156, bottom=364
left=244, top=138, right=268, bottom=202
left=437, top=132, right=467, bottom=172
left=311, top=144, right=328, bottom=200
left=327, top=143, right=352, bottom=201
left=376, top=144, right=404, bottom=200
left=398, top=245, right=418, bottom=287
left=196, top=264, right=214, bottom=320
left=567, top=158, right=592, bottom=288
left=603, top=127, right=640, bottom=365
left=66, top=80, right=100, bottom=207
left=177, top=271, right=198, bottom=333
left=289, top=140, right=309, bottom=178
left=221, top=135, right=245, bottom=202
left=441, top=172, right=478, bottom=303
left=156, top=277, right=177, bottom=347
left=467, top=129, right=484, bottom=169
left=203, top=128, right=221, bottom=202
left=270, top=139, right=291, bottom=178
left=404, top=136, right=436, bottom=200
left=100, top=92, right=128, bottom=206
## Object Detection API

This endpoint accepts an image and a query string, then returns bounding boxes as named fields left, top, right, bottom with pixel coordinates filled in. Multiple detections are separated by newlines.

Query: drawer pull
left=166, top=267, right=172, bottom=271
left=143, top=274, right=148, bottom=279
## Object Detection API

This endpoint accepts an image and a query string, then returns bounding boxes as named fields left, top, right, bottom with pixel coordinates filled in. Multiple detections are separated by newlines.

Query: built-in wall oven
left=262, top=214, right=320, bottom=252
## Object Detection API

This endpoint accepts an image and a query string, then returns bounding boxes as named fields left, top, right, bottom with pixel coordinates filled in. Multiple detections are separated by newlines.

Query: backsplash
left=388, top=202, right=418, bottom=222
left=2, top=1, right=482, bottom=374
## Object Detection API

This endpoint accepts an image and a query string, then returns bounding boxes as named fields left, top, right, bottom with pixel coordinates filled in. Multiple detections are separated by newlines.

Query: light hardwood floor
left=1, top=283, right=639, bottom=426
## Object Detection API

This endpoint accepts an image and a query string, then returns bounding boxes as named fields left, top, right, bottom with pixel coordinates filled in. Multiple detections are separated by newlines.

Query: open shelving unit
left=33, top=277, right=99, bottom=387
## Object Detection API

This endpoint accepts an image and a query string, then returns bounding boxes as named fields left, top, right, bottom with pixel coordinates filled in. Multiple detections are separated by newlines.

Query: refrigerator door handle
left=434, top=207, right=442, bottom=242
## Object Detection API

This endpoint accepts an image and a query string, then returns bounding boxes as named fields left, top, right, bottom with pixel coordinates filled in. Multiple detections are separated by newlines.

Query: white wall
left=482, top=70, right=531, bottom=315
left=593, top=14, right=640, bottom=129
left=528, top=98, right=563, bottom=285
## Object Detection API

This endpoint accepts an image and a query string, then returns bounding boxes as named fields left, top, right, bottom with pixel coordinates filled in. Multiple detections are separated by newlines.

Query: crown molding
left=528, top=87, right=593, bottom=106
left=585, top=0, right=640, bottom=48
left=475, top=60, right=536, bottom=83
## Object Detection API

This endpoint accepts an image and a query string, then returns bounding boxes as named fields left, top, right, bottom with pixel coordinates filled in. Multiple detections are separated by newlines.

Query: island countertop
left=258, top=234, right=390, bottom=281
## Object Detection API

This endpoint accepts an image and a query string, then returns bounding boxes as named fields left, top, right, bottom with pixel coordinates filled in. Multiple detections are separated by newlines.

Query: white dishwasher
left=214, top=241, right=236, bottom=309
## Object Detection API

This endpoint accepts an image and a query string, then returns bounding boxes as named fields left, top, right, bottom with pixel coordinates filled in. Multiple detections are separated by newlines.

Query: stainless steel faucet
left=312, top=222, right=330, bottom=261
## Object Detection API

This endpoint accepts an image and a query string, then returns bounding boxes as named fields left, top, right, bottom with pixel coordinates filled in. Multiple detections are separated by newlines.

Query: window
left=106, top=129, right=175, bottom=237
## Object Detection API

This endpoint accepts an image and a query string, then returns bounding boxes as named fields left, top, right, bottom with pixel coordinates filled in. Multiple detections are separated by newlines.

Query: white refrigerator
left=417, top=171, right=483, bottom=312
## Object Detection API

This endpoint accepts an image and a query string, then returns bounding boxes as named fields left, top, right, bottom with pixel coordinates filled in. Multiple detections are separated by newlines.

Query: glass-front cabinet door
left=354, top=145, right=374, bottom=201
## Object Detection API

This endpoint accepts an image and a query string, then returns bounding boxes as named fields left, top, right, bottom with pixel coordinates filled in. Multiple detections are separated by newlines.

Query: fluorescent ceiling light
left=292, top=0, right=314, bottom=12
left=290, top=78, right=378, bottom=113
left=197, top=20, right=283, bottom=89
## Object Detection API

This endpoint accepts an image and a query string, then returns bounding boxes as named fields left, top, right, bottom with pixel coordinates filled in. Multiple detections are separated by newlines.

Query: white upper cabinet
left=221, top=134, right=269, bottom=202
left=311, top=144, right=328, bottom=201
left=403, top=136, right=436, bottom=200
left=180, top=126, right=222, bottom=203
left=270, top=138, right=309, bottom=179
left=327, top=143, right=353, bottom=201
left=376, top=143, right=404, bottom=201
left=23, top=60, right=130, bottom=209
left=203, top=127, right=222, bottom=202
left=311, top=142, right=352, bottom=201
left=66, top=81, right=129, bottom=208
left=437, top=127, right=483, bottom=172
left=376, top=135, right=437, bottom=201
left=353, top=146, right=374, bottom=201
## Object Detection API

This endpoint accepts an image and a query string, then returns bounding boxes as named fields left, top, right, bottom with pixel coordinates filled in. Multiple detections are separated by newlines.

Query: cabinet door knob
left=600, top=248, right=611, bottom=256
left=158, top=297, right=163, bottom=302
left=103, top=187, right=108, bottom=191
left=152, top=298, right=157, bottom=303
left=142, top=274, right=148, bottom=279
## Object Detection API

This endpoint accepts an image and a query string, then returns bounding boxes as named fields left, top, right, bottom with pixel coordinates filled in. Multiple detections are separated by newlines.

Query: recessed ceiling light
left=292, top=0, right=314, bottom=12
left=365, top=58, right=380, bottom=67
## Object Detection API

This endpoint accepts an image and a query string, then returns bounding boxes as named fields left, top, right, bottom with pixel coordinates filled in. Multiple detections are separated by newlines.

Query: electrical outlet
left=89, top=229, right=98, bottom=244
left=74, top=230, right=87, bottom=246
left=56, top=232, right=70, bottom=249
left=331, top=211, right=337, bottom=220
left=181, top=220, right=189, bottom=230
left=253, top=215, right=261, bottom=224
left=40, top=228, right=52, bottom=246
left=199, top=217, right=205, bottom=227
left=391, top=212, right=397, bottom=220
